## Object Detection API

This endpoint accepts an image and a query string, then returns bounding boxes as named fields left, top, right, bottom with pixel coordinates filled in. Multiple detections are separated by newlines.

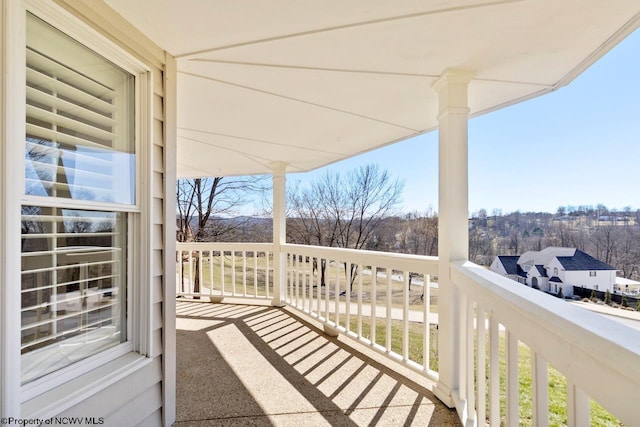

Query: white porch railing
left=176, top=242, right=274, bottom=300
left=451, top=261, right=640, bottom=427
left=282, top=243, right=439, bottom=380
left=176, top=242, right=640, bottom=426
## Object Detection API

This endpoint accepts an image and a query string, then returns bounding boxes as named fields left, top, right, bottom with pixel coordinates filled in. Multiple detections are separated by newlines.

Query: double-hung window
left=20, top=12, right=139, bottom=384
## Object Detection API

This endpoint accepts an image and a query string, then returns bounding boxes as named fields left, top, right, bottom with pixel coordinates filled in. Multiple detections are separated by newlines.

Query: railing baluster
left=231, top=251, right=236, bottom=296
left=386, top=267, right=392, bottom=352
left=198, top=250, right=203, bottom=296
left=295, top=254, right=300, bottom=307
left=299, top=255, right=304, bottom=308
left=466, top=298, right=475, bottom=424
left=357, top=264, right=363, bottom=338
left=346, top=263, right=351, bottom=332
left=334, top=260, right=340, bottom=326
left=506, top=330, right=519, bottom=426
left=324, top=259, right=330, bottom=322
left=371, top=265, right=377, bottom=345
left=265, top=251, right=270, bottom=298
left=242, top=251, right=247, bottom=296
left=302, top=255, right=307, bottom=312
left=567, top=381, right=590, bottom=427
left=403, top=271, right=409, bottom=361
left=459, top=292, right=468, bottom=404
left=178, top=250, right=184, bottom=294
left=423, top=274, right=430, bottom=372
left=287, top=253, right=292, bottom=303
left=188, top=250, right=193, bottom=294
left=220, top=251, right=225, bottom=296
left=290, top=253, right=295, bottom=306
left=477, top=307, right=486, bottom=427
left=314, top=258, right=319, bottom=316
left=489, top=316, right=500, bottom=427
left=532, top=352, right=549, bottom=427
left=253, top=252, right=258, bottom=297
left=209, top=251, right=213, bottom=297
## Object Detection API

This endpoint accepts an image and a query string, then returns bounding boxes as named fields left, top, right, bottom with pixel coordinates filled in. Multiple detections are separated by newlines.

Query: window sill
left=21, top=352, right=151, bottom=419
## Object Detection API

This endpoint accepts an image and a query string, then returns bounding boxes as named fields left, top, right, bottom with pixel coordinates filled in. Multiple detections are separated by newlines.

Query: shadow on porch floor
left=174, top=300, right=460, bottom=426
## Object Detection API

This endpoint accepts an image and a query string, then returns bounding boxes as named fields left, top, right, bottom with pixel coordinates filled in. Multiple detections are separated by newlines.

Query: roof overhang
left=104, top=0, right=640, bottom=178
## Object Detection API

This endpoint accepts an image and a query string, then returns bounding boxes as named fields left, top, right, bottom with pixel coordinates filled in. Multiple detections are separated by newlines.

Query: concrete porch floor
left=174, top=300, right=460, bottom=426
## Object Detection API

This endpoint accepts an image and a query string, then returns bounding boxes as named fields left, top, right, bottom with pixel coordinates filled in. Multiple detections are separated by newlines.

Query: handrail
left=283, top=243, right=439, bottom=276
left=177, top=242, right=273, bottom=251
left=452, top=261, right=640, bottom=426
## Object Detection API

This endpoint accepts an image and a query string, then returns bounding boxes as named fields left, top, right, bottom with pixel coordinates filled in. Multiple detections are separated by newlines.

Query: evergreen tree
left=604, top=290, right=612, bottom=305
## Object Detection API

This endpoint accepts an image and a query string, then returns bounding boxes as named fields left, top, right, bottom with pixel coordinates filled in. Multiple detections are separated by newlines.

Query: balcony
left=176, top=242, right=640, bottom=426
left=174, top=301, right=460, bottom=425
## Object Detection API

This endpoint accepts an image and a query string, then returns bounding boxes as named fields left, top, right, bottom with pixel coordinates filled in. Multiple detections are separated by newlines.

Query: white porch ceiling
left=105, top=0, right=640, bottom=178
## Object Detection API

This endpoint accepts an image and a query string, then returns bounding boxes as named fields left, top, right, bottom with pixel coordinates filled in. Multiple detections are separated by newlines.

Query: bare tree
left=176, top=176, right=267, bottom=293
left=287, top=164, right=403, bottom=288
left=401, top=209, right=438, bottom=256
left=177, top=177, right=267, bottom=243
left=593, top=225, right=618, bottom=265
left=616, top=227, right=640, bottom=279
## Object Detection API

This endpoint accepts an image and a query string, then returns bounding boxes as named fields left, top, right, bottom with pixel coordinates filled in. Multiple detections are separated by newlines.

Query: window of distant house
left=590, top=271, right=597, bottom=277
left=21, top=13, right=136, bottom=384
left=554, top=267, right=558, bottom=276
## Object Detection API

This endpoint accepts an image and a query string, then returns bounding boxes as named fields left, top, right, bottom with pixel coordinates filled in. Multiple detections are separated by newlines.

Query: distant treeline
left=191, top=204, right=640, bottom=281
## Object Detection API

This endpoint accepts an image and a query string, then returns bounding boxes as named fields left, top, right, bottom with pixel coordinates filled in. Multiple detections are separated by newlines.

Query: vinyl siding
left=54, top=357, right=162, bottom=421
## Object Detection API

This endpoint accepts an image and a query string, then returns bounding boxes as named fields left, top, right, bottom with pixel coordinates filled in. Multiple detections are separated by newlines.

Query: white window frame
left=1, top=0, right=154, bottom=406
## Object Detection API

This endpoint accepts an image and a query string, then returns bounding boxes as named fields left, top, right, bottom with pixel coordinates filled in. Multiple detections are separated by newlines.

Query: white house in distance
left=490, top=247, right=617, bottom=297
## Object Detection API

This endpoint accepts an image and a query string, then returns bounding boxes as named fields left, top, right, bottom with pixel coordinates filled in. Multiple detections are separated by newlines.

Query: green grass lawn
left=498, top=337, right=621, bottom=426
left=345, top=316, right=622, bottom=426
left=344, top=316, right=439, bottom=372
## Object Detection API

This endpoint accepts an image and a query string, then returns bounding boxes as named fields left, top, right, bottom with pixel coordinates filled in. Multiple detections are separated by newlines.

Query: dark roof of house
left=498, top=256, right=520, bottom=275
left=549, top=276, right=563, bottom=283
left=535, top=265, right=547, bottom=277
left=556, top=249, right=615, bottom=271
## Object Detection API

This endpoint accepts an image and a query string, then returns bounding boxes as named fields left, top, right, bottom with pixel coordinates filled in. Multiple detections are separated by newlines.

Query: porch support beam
left=432, top=69, right=474, bottom=409
left=271, top=161, right=287, bottom=306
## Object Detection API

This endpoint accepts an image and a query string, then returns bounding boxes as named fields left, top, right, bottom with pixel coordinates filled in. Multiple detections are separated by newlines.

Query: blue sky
left=284, top=28, right=640, bottom=216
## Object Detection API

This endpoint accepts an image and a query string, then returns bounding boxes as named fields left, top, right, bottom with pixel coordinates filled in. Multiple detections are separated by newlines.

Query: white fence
left=176, top=242, right=640, bottom=426
left=283, top=243, right=439, bottom=380
left=176, top=242, right=274, bottom=300
left=451, top=261, right=640, bottom=427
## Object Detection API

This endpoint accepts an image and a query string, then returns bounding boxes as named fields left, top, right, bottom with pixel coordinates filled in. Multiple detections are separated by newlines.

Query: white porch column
left=271, top=162, right=287, bottom=306
left=432, top=69, right=474, bottom=408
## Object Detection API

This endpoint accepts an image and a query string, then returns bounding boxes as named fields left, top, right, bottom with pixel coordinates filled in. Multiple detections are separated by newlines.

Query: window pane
left=21, top=206, right=127, bottom=384
left=25, top=14, right=135, bottom=204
